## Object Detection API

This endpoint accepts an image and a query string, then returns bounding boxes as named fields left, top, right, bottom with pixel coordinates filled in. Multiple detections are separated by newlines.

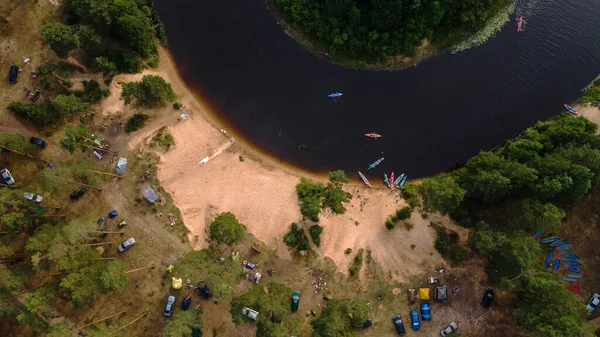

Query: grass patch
left=149, top=126, right=175, bottom=152
left=403, top=221, right=414, bottom=231
left=348, top=248, right=364, bottom=277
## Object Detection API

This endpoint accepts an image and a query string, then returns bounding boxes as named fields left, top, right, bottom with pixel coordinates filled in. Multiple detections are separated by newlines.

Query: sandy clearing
left=577, top=104, right=600, bottom=131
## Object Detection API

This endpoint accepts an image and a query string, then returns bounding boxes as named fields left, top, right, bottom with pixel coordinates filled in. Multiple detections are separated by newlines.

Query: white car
left=441, top=322, right=458, bottom=336
left=117, top=238, right=135, bottom=252
left=24, top=192, right=43, bottom=203
left=1, top=169, right=15, bottom=185
left=587, top=293, right=600, bottom=312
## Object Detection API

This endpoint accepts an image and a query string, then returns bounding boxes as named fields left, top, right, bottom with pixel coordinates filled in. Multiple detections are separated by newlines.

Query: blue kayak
left=566, top=266, right=583, bottom=274
left=398, top=175, right=408, bottom=189
left=553, top=258, right=561, bottom=272
left=544, top=251, right=552, bottom=269
left=327, top=92, right=343, bottom=98
left=556, top=244, right=574, bottom=251
left=540, top=236, right=559, bottom=244
left=567, top=274, right=583, bottom=279
left=564, top=260, right=582, bottom=267
left=549, top=239, right=568, bottom=247
left=533, top=229, right=546, bottom=238
left=562, top=277, right=577, bottom=282
left=561, top=253, right=579, bottom=260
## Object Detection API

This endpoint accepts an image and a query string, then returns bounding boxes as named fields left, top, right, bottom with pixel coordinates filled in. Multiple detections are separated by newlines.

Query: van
left=9, top=65, right=18, bottom=84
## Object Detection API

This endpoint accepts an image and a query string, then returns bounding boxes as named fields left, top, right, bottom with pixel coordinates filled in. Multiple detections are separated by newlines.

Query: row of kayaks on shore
left=358, top=170, right=407, bottom=190
left=535, top=230, right=583, bottom=280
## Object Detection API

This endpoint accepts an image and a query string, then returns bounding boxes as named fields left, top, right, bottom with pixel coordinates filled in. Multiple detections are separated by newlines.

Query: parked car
left=1, top=169, right=15, bottom=185
left=441, top=322, right=458, bottom=336
left=291, top=290, right=300, bottom=312
left=392, top=315, right=406, bottom=335
left=70, top=186, right=87, bottom=200
left=24, top=192, right=43, bottom=203
left=29, top=137, right=47, bottom=149
left=192, top=327, right=200, bottom=337
left=164, top=296, right=175, bottom=316
left=586, top=293, right=600, bottom=312
left=410, top=310, right=420, bottom=331
left=182, top=296, right=191, bottom=310
left=117, top=238, right=135, bottom=252
left=481, top=288, right=494, bottom=308
left=420, top=302, right=431, bottom=321
left=242, top=307, right=259, bottom=320
left=9, top=64, right=18, bottom=84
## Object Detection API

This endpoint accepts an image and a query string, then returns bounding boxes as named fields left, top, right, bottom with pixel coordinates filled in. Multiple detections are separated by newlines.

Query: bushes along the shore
left=295, top=171, right=352, bottom=222
left=121, top=75, right=176, bottom=107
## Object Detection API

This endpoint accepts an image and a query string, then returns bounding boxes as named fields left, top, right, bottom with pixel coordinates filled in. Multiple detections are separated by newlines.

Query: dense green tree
left=420, top=174, right=465, bottom=214
left=101, top=260, right=129, bottom=292
left=310, top=298, right=369, bottom=336
left=323, top=182, right=352, bottom=214
left=518, top=199, right=565, bottom=231
left=52, top=94, right=90, bottom=118
left=121, top=75, right=176, bottom=107
left=0, top=133, right=38, bottom=153
left=329, top=170, right=349, bottom=183
left=94, top=56, right=117, bottom=75
left=60, top=124, right=94, bottom=154
left=209, top=212, right=246, bottom=244
left=41, top=23, right=80, bottom=58
left=78, top=25, right=105, bottom=56
left=163, top=309, right=202, bottom=337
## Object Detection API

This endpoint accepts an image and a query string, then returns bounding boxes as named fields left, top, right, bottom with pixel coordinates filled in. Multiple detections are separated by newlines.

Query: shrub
left=41, top=23, right=79, bottom=58
left=410, top=244, right=416, bottom=250
left=209, top=212, right=246, bottom=245
left=449, top=246, right=469, bottom=262
left=402, top=183, right=421, bottom=208
left=344, top=248, right=352, bottom=255
left=173, top=101, right=182, bottom=109
left=403, top=222, right=414, bottom=231
left=239, top=155, right=244, bottom=162
left=396, top=206, right=413, bottom=220
left=125, top=114, right=149, bottom=133
left=385, top=219, right=396, bottom=230
left=434, top=231, right=451, bottom=255
left=348, top=249, right=364, bottom=277
left=283, top=223, right=300, bottom=247
left=309, top=225, right=323, bottom=246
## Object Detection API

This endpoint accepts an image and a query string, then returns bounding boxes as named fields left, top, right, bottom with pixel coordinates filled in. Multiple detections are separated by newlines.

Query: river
left=155, top=0, right=600, bottom=179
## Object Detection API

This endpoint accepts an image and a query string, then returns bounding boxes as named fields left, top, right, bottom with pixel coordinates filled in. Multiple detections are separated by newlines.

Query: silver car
left=441, top=322, right=457, bottom=336
left=117, top=238, right=135, bottom=252
left=587, top=294, right=600, bottom=312
left=164, top=296, right=175, bottom=316
left=24, top=192, right=43, bottom=203
left=1, top=169, right=15, bottom=185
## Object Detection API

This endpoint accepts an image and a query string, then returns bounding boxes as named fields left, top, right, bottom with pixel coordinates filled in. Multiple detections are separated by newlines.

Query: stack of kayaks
left=534, top=231, right=582, bottom=282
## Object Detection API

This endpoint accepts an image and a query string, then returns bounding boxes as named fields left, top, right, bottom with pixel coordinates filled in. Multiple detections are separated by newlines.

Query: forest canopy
left=271, top=0, right=512, bottom=63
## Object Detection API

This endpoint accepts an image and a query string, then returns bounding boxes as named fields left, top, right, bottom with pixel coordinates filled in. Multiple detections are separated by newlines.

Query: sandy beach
left=103, top=48, right=452, bottom=280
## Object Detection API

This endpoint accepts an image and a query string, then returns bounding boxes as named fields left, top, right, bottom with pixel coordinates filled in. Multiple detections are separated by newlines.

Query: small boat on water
left=556, top=244, right=574, bottom=251
left=564, top=104, right=577, bottom=115
left=517, top=16, right=523, bottom=32
left=367, top=157, right=384, bottom=170
left=564, top=260, right=582, bottom=267
left=540, top=236, right=559, bottom=244
left=553, top=258, right=561, bottom=272
left=545, top=251, right=552, bottom=269
left=549, top=239, right=567, bottom=247
left=358, top=171, right=371, bottom=188
left=398, top=175, right=408, bottom=189
left=327, top=92, right=343, bottom=98
left=533, top=229, right=546, bottom=238
left=384, top=174, right=391, bottom=189
left=392, top=173, right=405, bottom=188
left=561, top=253, right=579, bottom=260
left=365, top=133, right=382, bottom=139
left=566, top=266, right=583, bottom=274
left=389, top=172, right=395, bottom=188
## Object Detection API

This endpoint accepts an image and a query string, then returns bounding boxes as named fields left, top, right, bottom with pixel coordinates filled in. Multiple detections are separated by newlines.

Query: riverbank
left=113, top=46, right=446, bottom=281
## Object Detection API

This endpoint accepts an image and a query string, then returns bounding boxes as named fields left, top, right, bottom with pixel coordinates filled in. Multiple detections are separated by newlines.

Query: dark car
left=410, top=310, right=420, bottom=331
left=192, top=327, right=200, bottom=337
left=291, top=290, right=300, bottom=312
left=420, top=302, right=431, bottom=321
left=481, top=288, right=494, bottom=308
left=182, top=296, right=191, bottom=310
left=29, top=137, right=47, bottom=149
left=70, top=186, right=87, bottom=200
left=9, top=65, right=18, bottom=84
left=392, top=315, right=406, bottom=335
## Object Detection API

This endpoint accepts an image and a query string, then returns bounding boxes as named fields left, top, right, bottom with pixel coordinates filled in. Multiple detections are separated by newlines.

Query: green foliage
left=515, top=270, right=596, bottom=337
left=150, top=126, right=175, bottom=152
left=402, top=183, right=420, bottom=208
left=72, top=80, right=109, bottom=104
left=41, top=23, right=79, bottom=58
left=328, top=170, right=349, bottom=183
left=100, top=260, right=129, bottom=292
left=173, top=101, right=182, bottom=109
left=283, top=223, right=310, bottom=253
left=7, top=92, right=90, bottom=126
left=403, top=222, right=414, bottom=231
left=0, top=133, right=39, bottom=153
left=579, top=74, right=600, bottom=104
left=309, top=225, right=323, bottom=246
left=310, top=299, right=370, bottom=336
left=434, top=231, right=451, bottom=255
left=209, top=212, right=246, bottom=245
left=384, top=218, right=395, bottom=230
left=518, top=199, right=565, bottom=231
left=125, top=114, right=149, bottom=133
left=272, top=0, right=512, bottom=64
left=238, top=155, right=244, bottom=162
left=121, top=75, right=176, bottom=107
left=420, top=174, right=465, bottom=214
left=163, top=309, right=202, bottom=337
left=348, top=248, right=363, bottom=276
left=59, top=123, right=93, bottom=153
left=448, top=246, right=468, bottom=262
left=296, top=173, right=352, bottom=221
left=395, top=206, right=413, bottom=220
left=344, top=248, right=352, bottom=255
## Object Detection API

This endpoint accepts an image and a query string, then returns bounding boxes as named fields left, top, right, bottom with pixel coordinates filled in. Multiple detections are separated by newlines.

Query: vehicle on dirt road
left=117, top=238, right=135, bottom=252
left=410, top=310, right=420, bottom=331
left=29, top=137, right=47, bottom=148
left=1, top=169, right=15, bottom=185
left=481, top=288, right=494, bottom=308
left=420, top=302, right=431, bottom=321
left=587, top=293, right=600, bottom=312
left=441, top=321, right=458, bottom=336
left=70, top=186, right=87, bottom=200
left=392, top=315, right=406, bottom=335
left=164, top=296, right=175, bottom=316
left=24, top=192, right=43, bottom=203
left=291, top=290, right=300, bottom=312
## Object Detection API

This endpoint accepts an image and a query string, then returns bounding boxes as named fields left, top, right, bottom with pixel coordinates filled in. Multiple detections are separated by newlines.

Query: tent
left=172, top=277, right=182, bottom=289
left=419, top=288, right=431, bottom=300
left=434, top=285, right=448, bottom=302
left=115, top=157, right=127, bottom=174
left=142, top=187, right=158, bottom=203
left=407, top=288, right=416, bottom=304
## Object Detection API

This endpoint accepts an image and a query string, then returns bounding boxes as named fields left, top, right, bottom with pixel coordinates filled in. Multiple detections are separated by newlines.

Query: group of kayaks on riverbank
left=357, top=155, right=407, bottom=190
left=533, top=229, right=584, bottom=285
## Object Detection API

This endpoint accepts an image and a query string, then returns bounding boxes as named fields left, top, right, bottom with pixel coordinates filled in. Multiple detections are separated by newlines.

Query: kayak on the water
left=564, top=104, right=577, bottom=115
left=384, top=173, right=391, bottom=189
left=392, top=173, right=405, bottom=188
left=517, top=16, right=523, bottom=32
left=389, top=172, right=395, bottom=188
left=358, top=171, right=371, bottom=188
left=533, top=229, right=546, bottom=238
left=367, top=158, right=384, bottom=170
left=327, top=92, right=343, bottom=98
left=365, top=133, right=382, bottom=139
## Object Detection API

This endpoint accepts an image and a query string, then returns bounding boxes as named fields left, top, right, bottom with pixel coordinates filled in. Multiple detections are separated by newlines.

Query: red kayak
left=517, top=16, right=523, bottom=32
left=365, top=133, right=382, bottom=139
